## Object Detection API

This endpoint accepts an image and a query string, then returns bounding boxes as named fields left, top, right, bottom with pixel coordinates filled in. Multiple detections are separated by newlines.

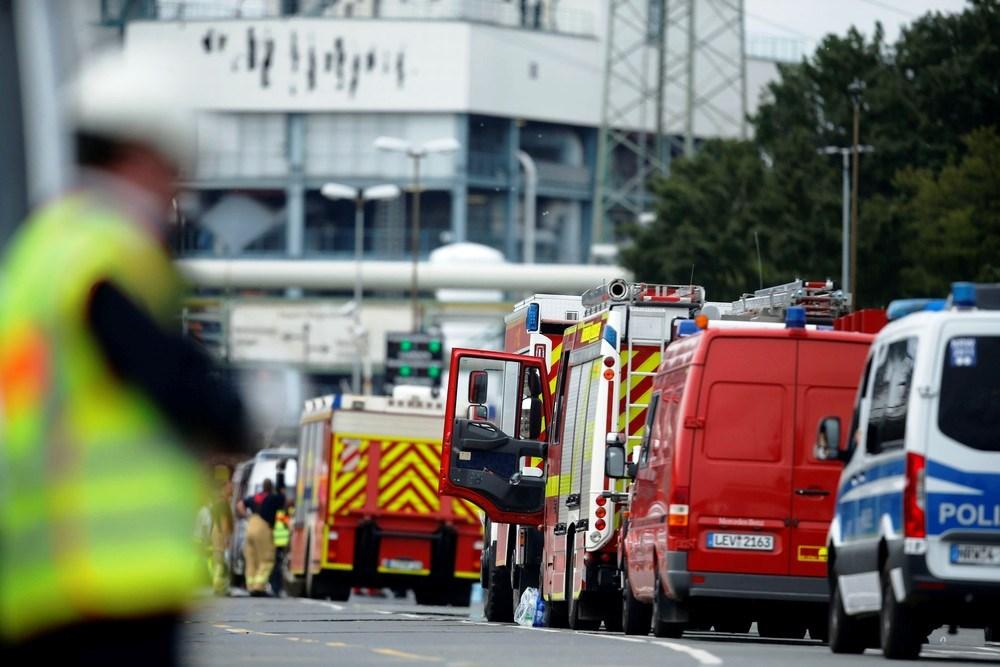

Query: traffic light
left=385, top=332, right=445, bottom=390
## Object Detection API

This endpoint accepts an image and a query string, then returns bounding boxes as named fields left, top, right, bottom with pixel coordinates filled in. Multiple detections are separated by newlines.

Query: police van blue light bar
left=951, top=282, right=976, bottom=308
left=886, top=298, right=946, bottom=321
left=526, top=302, right=541, bottom=332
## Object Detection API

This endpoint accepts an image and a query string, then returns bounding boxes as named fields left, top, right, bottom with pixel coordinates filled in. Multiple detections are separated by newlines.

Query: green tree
left=619, top=0, right=1000, bottom=307
left=897, top=127, right=1000, bottom=294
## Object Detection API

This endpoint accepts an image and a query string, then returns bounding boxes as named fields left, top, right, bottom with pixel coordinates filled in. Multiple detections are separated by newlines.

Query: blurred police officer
left=0, top=49, right=247, bottom=666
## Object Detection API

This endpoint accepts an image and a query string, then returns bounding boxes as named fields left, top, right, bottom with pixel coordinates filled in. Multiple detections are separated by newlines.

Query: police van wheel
left=651, top=570, right=685, bottom=639
left=881, top=574, right=922, bottom=660
left=829, top=582, right=867, bottom=653
left=621, top=564, right=652, bottom=635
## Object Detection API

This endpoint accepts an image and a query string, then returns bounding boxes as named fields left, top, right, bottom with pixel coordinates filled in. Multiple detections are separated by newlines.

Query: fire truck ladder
left=623, top=310, right=670, bottom=451
left=729, top=279, right=849, bottom=324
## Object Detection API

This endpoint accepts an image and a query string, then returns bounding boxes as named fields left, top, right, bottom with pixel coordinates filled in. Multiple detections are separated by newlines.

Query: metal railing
left=135, top=0, right=594, bottom=36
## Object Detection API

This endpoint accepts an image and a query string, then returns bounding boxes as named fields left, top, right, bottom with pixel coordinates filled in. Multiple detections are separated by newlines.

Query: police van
left=816, top=282, right=1000, bottom=659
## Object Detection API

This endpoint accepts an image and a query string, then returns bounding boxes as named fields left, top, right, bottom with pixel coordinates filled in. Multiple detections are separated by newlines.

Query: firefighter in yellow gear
left=239, top=478, right=287, bottom=596
left=0, top=50, right=246, bottom=664
left=270, top=507, right=291, bottom=595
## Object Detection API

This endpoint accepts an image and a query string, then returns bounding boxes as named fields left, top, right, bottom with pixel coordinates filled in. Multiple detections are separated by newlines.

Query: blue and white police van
left=816, top=282, right=1000, bottom=659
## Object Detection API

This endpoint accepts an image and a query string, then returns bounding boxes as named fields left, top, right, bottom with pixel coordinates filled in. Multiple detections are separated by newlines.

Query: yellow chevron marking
left=379, top=473, right=440, bottom=512
left=380, top=452, right=439, bottom=491
left=379, top=441, right=411, bottom=470
left=415, top=441, right=442, bottom=467
left=329, top=474, right=367, bottom=514
left=384, top=487, right=433, bottom=513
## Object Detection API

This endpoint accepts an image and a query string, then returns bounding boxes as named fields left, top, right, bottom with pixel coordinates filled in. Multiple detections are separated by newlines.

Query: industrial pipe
left=177, top=259, right=631, bottom=293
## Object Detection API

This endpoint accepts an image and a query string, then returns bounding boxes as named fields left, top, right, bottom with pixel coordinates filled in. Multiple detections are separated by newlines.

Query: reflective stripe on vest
left=0, top=194, right=203, bottom=641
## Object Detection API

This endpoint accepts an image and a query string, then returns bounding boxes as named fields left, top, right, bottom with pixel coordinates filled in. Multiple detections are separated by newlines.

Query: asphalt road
left=182, top=592, right=1000, bottom=666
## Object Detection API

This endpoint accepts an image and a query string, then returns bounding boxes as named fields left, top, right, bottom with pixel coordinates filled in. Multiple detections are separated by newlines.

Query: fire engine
left=439, top=279, right=704, bottom=629
left=610, top=281, right=873, bottom=639
left=482, top=294, right=582, bottom=621
left=286, top=389, right=482, bottom=605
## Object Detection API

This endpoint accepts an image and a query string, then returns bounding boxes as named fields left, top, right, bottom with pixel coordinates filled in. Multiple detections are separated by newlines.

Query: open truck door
left=438, top=349, right=549, bottom=525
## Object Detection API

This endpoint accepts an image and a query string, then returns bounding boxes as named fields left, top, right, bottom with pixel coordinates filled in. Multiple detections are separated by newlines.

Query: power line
left=855, top=0, right=917, bottom=19
left=743, top=10, right=813, bottom=40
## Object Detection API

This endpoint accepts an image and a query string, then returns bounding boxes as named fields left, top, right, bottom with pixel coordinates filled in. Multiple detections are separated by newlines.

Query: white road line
left=459, top=620, right=493, bottom=627
left=399, top=613, right=423, bottom=619
left=374, top=609, right=394, bottom=615
left=574, top=631, right=647, bottom=643
left=652, top=640, right=724, bottom=666
left=297, top=598, right=346, bottom=612
left=512, top=625, right=561, bottom=633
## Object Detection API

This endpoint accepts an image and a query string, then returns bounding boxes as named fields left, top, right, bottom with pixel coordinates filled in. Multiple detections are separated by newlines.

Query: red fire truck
left=482, top=294, right=582, bottom=621
left=440, top=280, right=704, bottom=629
left=287, top=390, right=482, bottom=605
left=611, top=283, right=873, bottom=639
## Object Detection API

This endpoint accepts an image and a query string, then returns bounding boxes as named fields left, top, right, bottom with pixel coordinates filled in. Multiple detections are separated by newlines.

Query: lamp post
left=848, top=78, right=866, bottom=304
left=373, top=136, right=461, bottom=332
left=321, top=182, right=401, bottom=393
left=820, top=144, right=873, bottom=299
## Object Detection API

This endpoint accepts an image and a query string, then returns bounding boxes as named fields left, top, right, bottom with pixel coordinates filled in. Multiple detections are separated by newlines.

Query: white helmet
left=69, top=47, right=196, bottom=171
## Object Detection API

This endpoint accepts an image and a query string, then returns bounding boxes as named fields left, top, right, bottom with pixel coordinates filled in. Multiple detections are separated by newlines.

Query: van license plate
left=707, top=532, right=774, bottom=551
left=950, top=544, right=1000, bottom=565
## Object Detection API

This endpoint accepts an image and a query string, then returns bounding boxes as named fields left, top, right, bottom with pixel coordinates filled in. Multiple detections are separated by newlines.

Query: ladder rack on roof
left=729, top=279, right=849, bottom=324
left=582, top=279, right=706, bottom=315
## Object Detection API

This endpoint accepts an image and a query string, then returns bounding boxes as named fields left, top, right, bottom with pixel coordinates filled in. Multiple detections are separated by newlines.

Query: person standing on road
left=210, top=465, right=236, bottom=596
left=0, top=49, right=248, bottom=666
left=239, top=478, right=287, bottom=596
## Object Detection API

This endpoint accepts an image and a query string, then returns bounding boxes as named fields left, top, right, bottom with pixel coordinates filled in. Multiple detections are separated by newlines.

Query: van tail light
left=668, top=486, right=690, bottom=531
left=904, top=452, right=926, bottom=538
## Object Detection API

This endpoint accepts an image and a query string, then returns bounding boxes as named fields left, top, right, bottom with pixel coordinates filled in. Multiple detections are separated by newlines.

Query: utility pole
left=849, top=79, right=865, bottom=304
left=410, top=155, right=422, bottom=332
left=820, top=144, right=873, bottom=300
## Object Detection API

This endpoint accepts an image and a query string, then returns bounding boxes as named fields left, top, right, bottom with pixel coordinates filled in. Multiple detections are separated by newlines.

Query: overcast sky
left=745, top=0, right=969, bottom=50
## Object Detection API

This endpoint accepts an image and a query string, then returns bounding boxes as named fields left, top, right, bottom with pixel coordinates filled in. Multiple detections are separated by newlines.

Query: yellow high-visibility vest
left=0, top=193, right=204, bottom=641
left=273, top=510, right=290, bottom=548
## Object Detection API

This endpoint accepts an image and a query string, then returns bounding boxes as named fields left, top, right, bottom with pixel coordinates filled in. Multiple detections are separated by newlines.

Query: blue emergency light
left=886, top=298, right=946, bottom=321
left=677, top=320, right=700, bottom=337
left=526, top=302, right=540, bottom=332
left=785, top=306, right=806, bottom=329
left=951, top=282, right=976, bottom=308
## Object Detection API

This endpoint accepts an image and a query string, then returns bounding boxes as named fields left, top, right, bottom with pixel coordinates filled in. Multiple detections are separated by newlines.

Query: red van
left=611, top=325, right=873, bottom=639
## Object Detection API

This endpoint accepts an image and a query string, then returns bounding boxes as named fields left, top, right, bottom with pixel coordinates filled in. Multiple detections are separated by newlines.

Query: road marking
left=371, top=647, right=442, bottom=662
left=374, top=609, right=395, bottom=615
left=399, top=613, right=423, bottom=619
left=297, top=598, right=346, bottom=611
left=285, top=636, right=301, bottom=642
left=652, top=640, right=724, bottom=666
left=512, top=625, right=561, bottom=634
left=326, top=641, right=351, bottom=648
left=459, top=620, right=493, bottom=627
left=225, top=628, right=251, bottom=634
left=213, top=624, right=231, bottom=629
left=575, top=631, right=646, bottom=643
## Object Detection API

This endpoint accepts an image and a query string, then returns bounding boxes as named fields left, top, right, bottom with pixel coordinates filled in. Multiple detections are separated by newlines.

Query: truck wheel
left=880, top=572, right=922, bottom=659
left=986, top=623, right=1000, bottom=643
left=483, top=545, right=514, bottom=622
left=651, top=569, right=685, bottom=638
left=829, top=580, right=869, bottom=654
left=603, top=596, right=624, bottom=633
left=621, top=564, right=652, bottom=635
left=328, top=580, right=351, bottom=602
left=448, top=580, right=473, bottom=607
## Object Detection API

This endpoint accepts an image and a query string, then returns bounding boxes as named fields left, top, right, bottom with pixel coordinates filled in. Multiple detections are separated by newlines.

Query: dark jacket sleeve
left=85, top=280, right=248, bottom=453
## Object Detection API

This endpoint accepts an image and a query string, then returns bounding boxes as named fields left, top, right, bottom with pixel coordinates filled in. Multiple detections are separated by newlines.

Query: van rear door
left=925, top=324, right=1000, bottom=582
left=790, top=338, right=869, bottom=577
left=688, top=336, right=795, bottom=576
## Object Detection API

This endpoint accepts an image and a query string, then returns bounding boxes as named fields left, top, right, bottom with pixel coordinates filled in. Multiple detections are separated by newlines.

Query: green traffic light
left=428, top=366, right=441, bottom=378
left=400, top=339, right=413, bottom=352
left=399, top=365, right=412, bottom=377
left=428, top=340, right=442, bottom=354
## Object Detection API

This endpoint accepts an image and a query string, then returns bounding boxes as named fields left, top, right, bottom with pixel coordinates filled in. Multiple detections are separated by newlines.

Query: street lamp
left=819, top=144, right=874, bottom=299
left=321, top=182, right=401, bottom=393
left=373, top=135, right=461, bottom=332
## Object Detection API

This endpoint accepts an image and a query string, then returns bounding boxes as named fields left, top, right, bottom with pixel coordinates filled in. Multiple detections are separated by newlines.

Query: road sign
left=385, top=331, right=444, bottom=389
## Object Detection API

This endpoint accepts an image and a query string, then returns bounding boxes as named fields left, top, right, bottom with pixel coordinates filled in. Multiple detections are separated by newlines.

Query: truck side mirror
left=469, top=370, right=488, bottom=405
left=467, top=404, right=488, bottom=420
left=526, top=397, right=543, bottom=439
left=526, top=367, right=543, bottom=396
left=815, top=416, right=846, bottom=462
left=604, top=432, right=630, bottom=479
